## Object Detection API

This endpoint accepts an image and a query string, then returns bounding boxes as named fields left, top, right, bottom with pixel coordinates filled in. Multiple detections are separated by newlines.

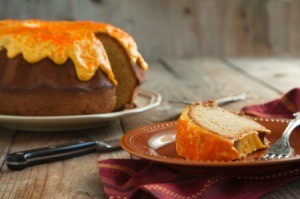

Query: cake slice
left=176, top=101, right=271, bottom=161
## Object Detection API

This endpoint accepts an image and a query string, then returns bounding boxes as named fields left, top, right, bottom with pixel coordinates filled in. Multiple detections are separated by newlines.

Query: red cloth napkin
left=241, top=88, right=300, bottom=119
left=98, top=159, right=300, bottom=199
left=99, top=88, right=300, bottom=199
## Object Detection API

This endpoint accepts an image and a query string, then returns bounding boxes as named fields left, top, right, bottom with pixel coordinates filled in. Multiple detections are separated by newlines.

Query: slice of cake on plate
left=176, top=101, right=271, bottom=161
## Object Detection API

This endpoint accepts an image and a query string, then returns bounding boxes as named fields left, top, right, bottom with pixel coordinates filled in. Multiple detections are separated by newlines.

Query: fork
left=168, top=93, right=247, bottom=106
left=263, top=112, right=300, bottom=159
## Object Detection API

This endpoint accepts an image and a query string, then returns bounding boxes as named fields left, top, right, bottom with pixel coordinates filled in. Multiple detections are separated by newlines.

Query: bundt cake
left=176, top=101, right=271, bottom=161
left=0, top=20, right=148, bottom=116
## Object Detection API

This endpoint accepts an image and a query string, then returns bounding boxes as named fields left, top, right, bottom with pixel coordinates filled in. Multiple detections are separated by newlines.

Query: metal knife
left=6, top=139, right=120, bottom=171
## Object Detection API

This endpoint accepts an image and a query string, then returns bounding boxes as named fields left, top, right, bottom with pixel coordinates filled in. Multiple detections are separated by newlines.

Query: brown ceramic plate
left=120, top=118, right=300, bottom=175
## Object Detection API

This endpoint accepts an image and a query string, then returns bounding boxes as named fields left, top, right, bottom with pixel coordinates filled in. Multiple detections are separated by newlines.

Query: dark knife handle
left=6, top=140, right=97, bottom=171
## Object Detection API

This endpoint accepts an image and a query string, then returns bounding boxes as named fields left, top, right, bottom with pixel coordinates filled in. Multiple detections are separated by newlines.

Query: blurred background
left=0, top=0, right=299, bottom=62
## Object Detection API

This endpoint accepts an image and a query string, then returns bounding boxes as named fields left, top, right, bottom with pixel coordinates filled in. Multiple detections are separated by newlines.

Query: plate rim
left=120, top=118, right=300, bottom=168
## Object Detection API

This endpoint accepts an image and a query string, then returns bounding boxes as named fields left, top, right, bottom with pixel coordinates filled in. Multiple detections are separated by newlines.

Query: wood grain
left=160, top=57, right=281, bottom=110
left=224, top=58, right=300, bottom=93
left=1, top=0, right=300, bottom=60
left=0, top=121, right=128, bottom=199
left=0, top=128, right=15, bottom=171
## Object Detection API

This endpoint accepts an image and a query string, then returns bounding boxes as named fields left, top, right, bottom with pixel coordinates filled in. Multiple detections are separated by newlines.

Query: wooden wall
left=0, top=0, right=299, bottom=61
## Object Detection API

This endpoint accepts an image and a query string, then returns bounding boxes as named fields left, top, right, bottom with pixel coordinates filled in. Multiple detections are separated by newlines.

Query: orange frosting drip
left=0, top=19, right=148, bottom=85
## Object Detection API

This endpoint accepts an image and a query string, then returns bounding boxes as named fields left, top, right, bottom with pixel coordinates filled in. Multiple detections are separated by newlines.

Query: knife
left=6, top=139, right=120, bottom=171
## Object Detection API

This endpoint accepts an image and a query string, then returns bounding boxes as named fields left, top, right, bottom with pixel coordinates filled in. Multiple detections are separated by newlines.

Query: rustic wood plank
left=0, top=128, right=15, bottom=171
left=0, top=120, right=128, bottom=199
left=224, top=58, right=300, bottom=94
left=160, top=57, right=281, bottom=111
left=267, top=1, right=300, bottom=56
left=2, top=0, right=300, bottom=60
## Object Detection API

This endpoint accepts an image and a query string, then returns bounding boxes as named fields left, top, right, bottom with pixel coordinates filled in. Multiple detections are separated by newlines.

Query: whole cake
left=176, top=101, right=271, bottom=161
left=0, top=20, right=148, bottom=116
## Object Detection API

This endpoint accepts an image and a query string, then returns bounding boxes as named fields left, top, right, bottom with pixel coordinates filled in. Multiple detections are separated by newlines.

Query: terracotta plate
left=120, top=118, right=300, bottom=175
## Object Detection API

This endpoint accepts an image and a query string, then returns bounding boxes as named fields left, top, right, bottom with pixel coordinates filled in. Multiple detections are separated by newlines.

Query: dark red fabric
left=99, top=88, right=300, bottom=199
left=99, top=159, right=300, bottom=199
left=242, top=88, right=300, bottom=119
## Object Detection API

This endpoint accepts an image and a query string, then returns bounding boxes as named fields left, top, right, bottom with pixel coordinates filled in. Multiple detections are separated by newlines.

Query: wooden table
left=1, top=58, right=300, bottom=198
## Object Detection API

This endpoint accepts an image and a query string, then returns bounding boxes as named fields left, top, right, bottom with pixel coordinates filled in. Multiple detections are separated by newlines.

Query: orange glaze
left=176, top=108, right=240, bottom=161
left=0, top=19, right=148, bottom=85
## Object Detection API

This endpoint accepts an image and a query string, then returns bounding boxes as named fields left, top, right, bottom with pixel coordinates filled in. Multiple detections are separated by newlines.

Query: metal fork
left=168, top=93, right=247, bottom=106
left=263, top=112, right=300, bottom=159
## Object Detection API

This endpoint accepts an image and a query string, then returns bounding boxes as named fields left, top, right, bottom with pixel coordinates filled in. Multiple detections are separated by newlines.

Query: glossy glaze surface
left=0, top=20, right=148, bottom=85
